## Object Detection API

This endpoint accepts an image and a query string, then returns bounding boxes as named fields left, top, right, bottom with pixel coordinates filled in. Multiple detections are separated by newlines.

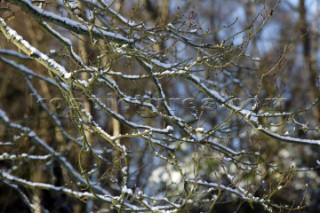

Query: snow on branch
left=0, top=108, right=111, bottom=196
left=7, top=0, right=132, bottom=44
left=0, top=17, right=70, bottom=79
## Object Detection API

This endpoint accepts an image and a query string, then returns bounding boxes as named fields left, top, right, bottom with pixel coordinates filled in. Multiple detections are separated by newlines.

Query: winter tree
left=0, top=0, right=320, bottom=212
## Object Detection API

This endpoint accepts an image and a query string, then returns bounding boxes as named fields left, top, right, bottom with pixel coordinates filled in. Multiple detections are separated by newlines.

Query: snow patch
left=122, top=186, right=133, bottom=195
left=64, top=72, right=72, bottom=79
left=0, top=109, right=9, bottom=122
